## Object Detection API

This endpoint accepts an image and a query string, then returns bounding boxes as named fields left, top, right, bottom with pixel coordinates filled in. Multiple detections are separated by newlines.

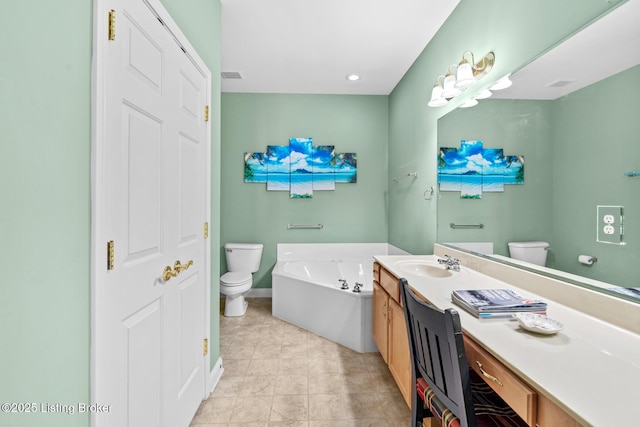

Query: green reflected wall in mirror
left=437, top=1, right=640, bottom=303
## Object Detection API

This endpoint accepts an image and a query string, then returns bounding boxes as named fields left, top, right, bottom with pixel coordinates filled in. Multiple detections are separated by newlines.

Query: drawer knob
left=476, top=361, right=504, bottom=387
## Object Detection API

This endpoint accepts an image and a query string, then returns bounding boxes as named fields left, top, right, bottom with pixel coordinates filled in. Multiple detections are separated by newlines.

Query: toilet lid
left=220, top=272, right=251, bottom=286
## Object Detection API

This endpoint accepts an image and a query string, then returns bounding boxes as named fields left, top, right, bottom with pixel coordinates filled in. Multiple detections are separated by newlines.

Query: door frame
left=90, top=0, right=212, bottom=424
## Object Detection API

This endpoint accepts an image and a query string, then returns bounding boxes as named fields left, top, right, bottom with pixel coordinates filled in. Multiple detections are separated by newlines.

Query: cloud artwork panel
left=312, top=145, right=336, bottom=191
left=437, top=140, right=524, bottom=199
left=244, top=137, right=357, bottom=198
left=335, top=153, right=357, bottom=183
left=244, top=152, right=267, bottom=183
left=289, top=138, right=314, bottom=198
left=266, top=145, right=290, bottom=191
left=481, top=148, right=505, bottom=192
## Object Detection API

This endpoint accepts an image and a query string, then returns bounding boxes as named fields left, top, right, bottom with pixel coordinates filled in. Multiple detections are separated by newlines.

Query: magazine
left=607, top=287, right=640, bottom=298
left=451, top=289, right=547, bottom=319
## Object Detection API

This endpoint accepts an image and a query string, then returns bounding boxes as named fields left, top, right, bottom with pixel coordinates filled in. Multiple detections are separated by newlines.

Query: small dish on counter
left=514, top=313, right=563, bottom=335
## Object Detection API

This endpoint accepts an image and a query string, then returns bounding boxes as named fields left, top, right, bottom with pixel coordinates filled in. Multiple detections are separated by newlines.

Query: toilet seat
left=220, top=271, right=252, bottom=287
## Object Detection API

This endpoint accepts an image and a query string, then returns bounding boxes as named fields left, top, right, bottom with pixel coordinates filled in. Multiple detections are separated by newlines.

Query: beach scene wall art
left=244, top=137, right=357, bottom=198
left=438, top=140, right=524, bottom=199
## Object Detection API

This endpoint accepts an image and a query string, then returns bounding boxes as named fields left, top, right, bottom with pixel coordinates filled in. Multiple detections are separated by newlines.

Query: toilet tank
left=508, top=241, right=549, bottom=266
left=224, top=243, right=264, bottom=272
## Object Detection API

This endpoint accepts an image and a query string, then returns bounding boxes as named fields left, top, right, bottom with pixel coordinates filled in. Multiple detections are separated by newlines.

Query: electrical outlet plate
left=596, top=205, right=625, bottom=245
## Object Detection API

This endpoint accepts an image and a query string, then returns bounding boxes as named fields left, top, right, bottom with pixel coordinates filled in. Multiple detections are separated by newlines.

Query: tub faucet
left=339, top=279, right=349, bottom=290
left=352, top=282, right=363, bottom=293
left=437, top=255, right=461, bottom=271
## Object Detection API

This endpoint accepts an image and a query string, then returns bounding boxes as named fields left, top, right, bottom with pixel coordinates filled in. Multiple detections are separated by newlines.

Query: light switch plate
left=597, top=205, right=625, bottom=245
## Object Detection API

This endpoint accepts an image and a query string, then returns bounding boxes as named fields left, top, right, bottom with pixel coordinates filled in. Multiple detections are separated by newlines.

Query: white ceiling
left=220, top=0, right=638, bottom=98
left=493, top=0, right=640, bottom=100
left=220, top=0, right=460, bottom=95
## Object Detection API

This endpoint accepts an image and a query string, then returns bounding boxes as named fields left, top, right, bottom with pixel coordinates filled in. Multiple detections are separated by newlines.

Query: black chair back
left=400, top=278, right=476, bottom=427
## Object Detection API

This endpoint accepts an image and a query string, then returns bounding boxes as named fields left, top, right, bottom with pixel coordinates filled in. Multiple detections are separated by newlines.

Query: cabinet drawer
left=464, top=336, right=537, bottom=427
left=373, top=262, right=380, bottom=283
left=379, top=267, right=400, bottom=304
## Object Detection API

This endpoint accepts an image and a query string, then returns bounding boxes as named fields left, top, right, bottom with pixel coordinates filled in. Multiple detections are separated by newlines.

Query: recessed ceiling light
left=346, top=74, right=360, bottom=81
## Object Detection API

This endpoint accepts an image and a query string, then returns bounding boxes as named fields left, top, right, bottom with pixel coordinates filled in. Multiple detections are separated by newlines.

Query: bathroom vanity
left=372, top=244, right=640, bottom=426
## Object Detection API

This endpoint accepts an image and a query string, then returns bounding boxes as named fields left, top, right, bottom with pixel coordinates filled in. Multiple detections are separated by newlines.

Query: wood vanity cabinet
left=372, top=261, right=581, bottom=426
left=372, top=262, right=412, bottom=406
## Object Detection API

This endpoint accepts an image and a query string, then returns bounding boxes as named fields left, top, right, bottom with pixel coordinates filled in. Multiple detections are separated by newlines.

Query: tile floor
left=190, top=298, right=411, bottom=427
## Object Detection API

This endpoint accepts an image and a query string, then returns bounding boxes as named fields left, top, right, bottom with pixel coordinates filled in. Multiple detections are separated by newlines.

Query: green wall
left=221, top=94, right=389, bottom=287
left=0, top=1, right=221, bottom=426
left=437, top=99, right=554, bottom=255
left=388, top=0, right=624, bottom=255
left=551, top=65, right=640, bottom=286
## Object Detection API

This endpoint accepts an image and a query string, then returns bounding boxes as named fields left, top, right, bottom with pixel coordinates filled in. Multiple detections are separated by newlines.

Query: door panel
left=123, top=299, right=162, bottom=427
left=94, top=0, right=209, bottom=426
left=123, top=105, right=163, bottom=261
left=178, top=133, right=201, bottom=246
left=178, top=273, right=200, bottom=394
left=123, top=8, right=164, bottom=93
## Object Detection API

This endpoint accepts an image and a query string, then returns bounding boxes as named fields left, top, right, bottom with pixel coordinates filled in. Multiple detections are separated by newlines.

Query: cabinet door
left=372, top=281, right=389, bottom=363
left=537, top=394, right=581, bottom=427
left=388, top=298, right=412, bottom=407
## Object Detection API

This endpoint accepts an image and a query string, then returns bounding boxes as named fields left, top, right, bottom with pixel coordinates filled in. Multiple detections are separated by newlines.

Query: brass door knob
left=162, top=260, right=194, bottom=281
left=163, top=266, right=178, bottom=281
left=174, top=260, right=193, bottom=273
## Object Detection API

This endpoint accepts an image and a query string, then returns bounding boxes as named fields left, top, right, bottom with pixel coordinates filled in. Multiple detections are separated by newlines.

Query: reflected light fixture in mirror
left=490, top=73, right=513, bottom=90
left=428, top=51, right=496, bottom=107
left=476, top=89, right=493, bottom=99
left=459, top=98, right=478, bottom=108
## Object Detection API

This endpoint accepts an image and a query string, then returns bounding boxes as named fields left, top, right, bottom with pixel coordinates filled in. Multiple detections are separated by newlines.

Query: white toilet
left=220, top=243, right=263, bottom=317
left=507, top=241, right=550, bottom=266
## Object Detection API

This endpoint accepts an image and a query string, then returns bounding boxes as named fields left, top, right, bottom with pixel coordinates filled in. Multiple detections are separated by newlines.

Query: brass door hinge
left=107, top=240, right=115, bottom=270
left=204, top=105, right=209, bottom=122
left=108, top=10, right=116, bottom=41
left=203, top=338, right=209, bottom=356
left=203, top=222, right=209, bottom=239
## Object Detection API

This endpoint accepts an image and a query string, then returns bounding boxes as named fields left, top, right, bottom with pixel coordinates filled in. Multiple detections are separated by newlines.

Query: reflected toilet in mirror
left=508, top=241, right=549, bottom=267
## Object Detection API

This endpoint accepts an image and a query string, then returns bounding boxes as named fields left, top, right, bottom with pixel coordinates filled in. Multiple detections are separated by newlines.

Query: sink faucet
left=437, top=255, right=461, bottom=271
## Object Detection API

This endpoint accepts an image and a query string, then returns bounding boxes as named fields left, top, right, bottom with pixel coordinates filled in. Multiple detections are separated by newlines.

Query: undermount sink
left=395, top=260, right=454, bottom=278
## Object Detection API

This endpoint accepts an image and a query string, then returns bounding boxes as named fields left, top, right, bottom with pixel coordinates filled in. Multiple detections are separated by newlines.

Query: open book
left=451, top=289, right=547, bottom=318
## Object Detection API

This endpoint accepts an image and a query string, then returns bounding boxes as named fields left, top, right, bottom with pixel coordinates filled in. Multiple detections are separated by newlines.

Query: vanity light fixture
left=428, top=76, right=449, bottom=107
left=490, top=73, right=513, bottom=90
left=442, top=66, right=462, bottom=98
left=459, top=98, right=479, bottom=108
left=428, top=51, right=496, bottom=107
left=476, top=89, right=493, bottom=99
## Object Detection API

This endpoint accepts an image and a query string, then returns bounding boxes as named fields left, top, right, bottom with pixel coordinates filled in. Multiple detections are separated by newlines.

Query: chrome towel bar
left=287, top=224, right=324, bottom=230
left=392, top=172, right=417, bottom=183
left=450, top=223, right=484, bottom=229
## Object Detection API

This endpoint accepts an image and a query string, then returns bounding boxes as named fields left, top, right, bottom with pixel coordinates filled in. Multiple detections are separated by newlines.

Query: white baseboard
left=247, top=288, right=272, bottom=298
left=208, top=357, right=223, bottom=396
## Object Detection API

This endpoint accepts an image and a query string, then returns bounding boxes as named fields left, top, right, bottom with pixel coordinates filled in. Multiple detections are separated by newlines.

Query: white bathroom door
left=92, top=0, right=211, bottom=426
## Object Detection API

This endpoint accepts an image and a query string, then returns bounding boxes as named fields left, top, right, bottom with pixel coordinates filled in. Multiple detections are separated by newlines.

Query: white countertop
left=374, top=254, right=640, bottom=427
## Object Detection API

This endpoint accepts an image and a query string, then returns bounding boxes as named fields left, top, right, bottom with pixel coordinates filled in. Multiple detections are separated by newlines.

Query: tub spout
left=339, top=279, right=349, bottom=290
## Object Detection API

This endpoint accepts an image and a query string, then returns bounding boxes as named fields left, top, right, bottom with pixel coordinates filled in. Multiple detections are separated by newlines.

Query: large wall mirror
left=437, top=1, right=640, bottom=304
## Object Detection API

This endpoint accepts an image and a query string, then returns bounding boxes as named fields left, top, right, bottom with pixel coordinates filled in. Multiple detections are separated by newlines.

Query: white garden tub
left=272, top=243, right=408, bottom=353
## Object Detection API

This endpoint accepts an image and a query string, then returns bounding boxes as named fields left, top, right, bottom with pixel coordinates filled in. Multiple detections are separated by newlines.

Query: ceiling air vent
left=221, top=71, right=243, bottom=79
left=546, top=79, right=575, bottom=88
